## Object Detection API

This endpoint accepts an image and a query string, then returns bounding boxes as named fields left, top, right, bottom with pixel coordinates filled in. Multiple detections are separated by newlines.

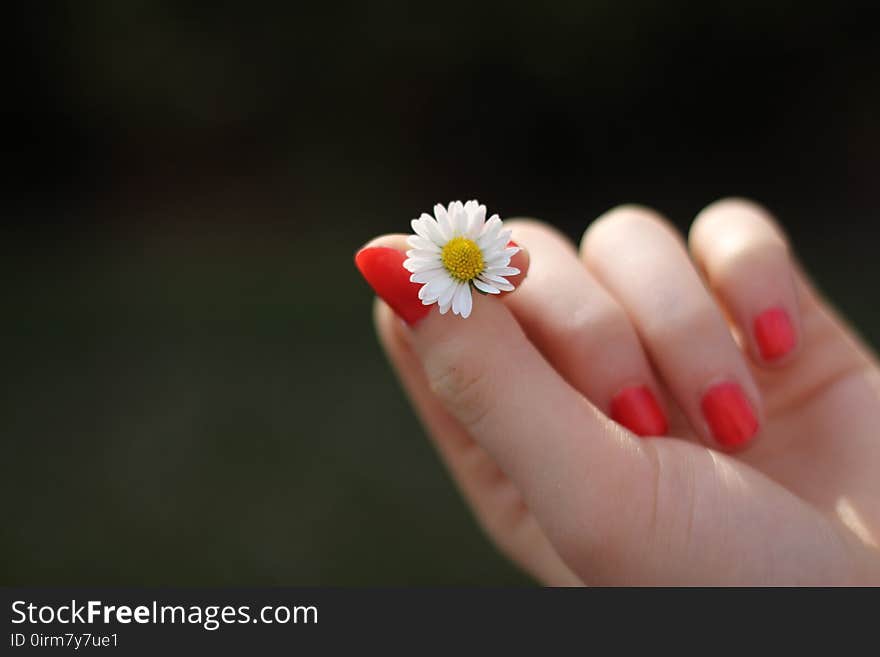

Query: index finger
left=356, top=234, right=660, bottom=577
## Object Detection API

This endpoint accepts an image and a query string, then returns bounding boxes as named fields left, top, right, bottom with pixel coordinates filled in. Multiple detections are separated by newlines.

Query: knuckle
left=425, top=349, right=494, bottom=430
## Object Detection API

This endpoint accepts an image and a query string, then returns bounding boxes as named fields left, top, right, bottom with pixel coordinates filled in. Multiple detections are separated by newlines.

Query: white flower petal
left=421, top=214, right=446, bottom=246
left=450, top=282, right=463, bottom=315
left=485, top=265, right=520, bottom=277
left=457, top=283, right=473, bottom=318
left=410, top=219, right=426, bottom=239
left=403, top=256, right=440, bottom=272
left=410, top=268, right=447, bottom=284
left=477, top=216, right=503, bottom=248
left=438, top=298, right=453, bottom=314
left=484, top=256, right=511, bottom=269
left=473, top=279, right=500, bottom=294
left=479, top=274, right=514, bottom=291
left=416, top=215, right=441, bottom=239
left=449, top=208, right=462, bottom=235
left=466, top=203, right=486, bottom=238
left=411, top=214, right=432, bottom=240
left=483, top=242, right=511, bottom=259
left=436, top=204, right=455, bottom=240
left=429, top=206, right=450, bottom=242
left=405, top=248, right=442, bottom=262
left=485, top=229, right=513, bottom=253
left=418, top=274, right=454, bottom=302
left=481, top=241, right=507, bottom=256
left=487, top=258, right=509, bottom=271
left=407, top=234, right=440, bottom=252
left=479, top=272, right=508, bottom=283
left=484, top=247, right=519, bottom=266
left=438, top=279, right=457, bottom=307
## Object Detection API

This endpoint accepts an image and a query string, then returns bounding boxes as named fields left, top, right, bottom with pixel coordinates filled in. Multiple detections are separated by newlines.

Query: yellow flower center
left=441, top=236, right=485, bottom=282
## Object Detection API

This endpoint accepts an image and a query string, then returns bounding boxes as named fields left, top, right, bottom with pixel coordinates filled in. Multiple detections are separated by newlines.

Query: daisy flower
left=402, top=200, right=520, bottom=319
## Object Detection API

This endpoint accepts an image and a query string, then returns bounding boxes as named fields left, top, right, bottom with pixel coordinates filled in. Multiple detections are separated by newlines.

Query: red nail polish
left=610, top=385, right=668, bottom=437
left=354, top=246, right=430, bottom=326
left=753, top=306, right=796, bottom=361
left=700, top=382, right=758, bottom=448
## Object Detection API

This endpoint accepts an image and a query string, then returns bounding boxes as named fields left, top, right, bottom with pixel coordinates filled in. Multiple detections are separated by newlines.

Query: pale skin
left=366, top=198, right=880, bottom=585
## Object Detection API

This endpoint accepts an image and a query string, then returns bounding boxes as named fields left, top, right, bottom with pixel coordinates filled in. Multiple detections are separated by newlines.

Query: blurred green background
left=2, top=3, right=878, bottom=584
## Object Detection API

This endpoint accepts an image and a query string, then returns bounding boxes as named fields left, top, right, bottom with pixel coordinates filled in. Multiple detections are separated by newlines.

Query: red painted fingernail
left=753, top=306, right=796, bottom=361
left=700, top=382, right=759, bottom=448
left=354, top=246, right=430, bottom=326
left=610, top=385, right=668, bottom=437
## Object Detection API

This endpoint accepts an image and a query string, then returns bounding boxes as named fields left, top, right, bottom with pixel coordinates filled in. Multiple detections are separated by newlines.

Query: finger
left=373, top=299, right=581, bottom=585
left=690, top=198, right=800, bottom=366
left=355, top=234, right=663, bottom=582
left=358, top=235, right=648, bottom=509
left=502, top=219, right=669, bottom=436
left=581, top=206, right=763, bottom=451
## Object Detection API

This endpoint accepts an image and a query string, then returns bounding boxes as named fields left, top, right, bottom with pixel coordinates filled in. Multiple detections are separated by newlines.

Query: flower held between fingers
left=402, top=200, right=520, bottom=319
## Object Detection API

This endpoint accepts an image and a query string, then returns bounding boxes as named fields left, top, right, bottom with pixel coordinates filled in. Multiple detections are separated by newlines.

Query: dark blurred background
left=2, top=3, right=878, bottom=584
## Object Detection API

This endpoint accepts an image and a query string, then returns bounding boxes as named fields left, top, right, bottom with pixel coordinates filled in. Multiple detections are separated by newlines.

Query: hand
left=355, top=198, right=880, bottom=585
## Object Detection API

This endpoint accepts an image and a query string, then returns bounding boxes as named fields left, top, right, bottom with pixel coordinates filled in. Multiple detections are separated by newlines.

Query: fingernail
left=753, top=306, right=797, bottom=362
left=354, top=246, right=430, bottom=326
left=610, top=385, right=668, bottom=437
left=700, top=382, right=759, bottom=448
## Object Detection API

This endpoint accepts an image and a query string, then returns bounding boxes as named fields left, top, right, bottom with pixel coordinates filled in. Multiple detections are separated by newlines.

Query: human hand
left=355, top=198, right=880, bottom=585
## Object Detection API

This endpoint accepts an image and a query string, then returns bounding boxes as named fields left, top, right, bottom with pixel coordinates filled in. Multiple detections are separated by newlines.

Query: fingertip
left=504, top=243, right=530, bottom=293
left=700, top=381, right=762, bottom=451
left=355, top=241, right=430, bottom=326
left=689, top=198, right=802, bottom=369
left=582, top=204, right=682, bottom=261
left=356, top=233, right=410, bottom=254
left=753, top=305, right=800, bottom=365
left=691, top=197, right=789, bottom=247
left=357, top=232, right=529, bottom=326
